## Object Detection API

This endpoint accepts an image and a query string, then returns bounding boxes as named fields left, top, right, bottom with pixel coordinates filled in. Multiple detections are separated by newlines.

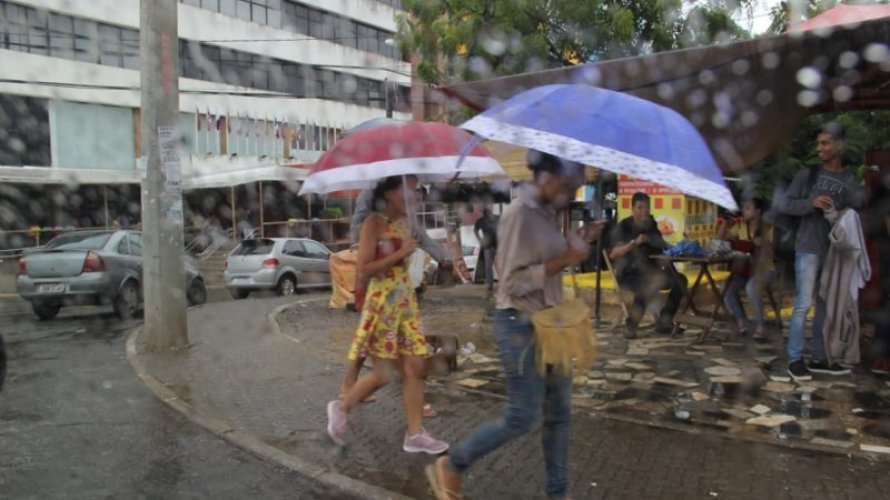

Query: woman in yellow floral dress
left=326, top=176, right=448, bottom=455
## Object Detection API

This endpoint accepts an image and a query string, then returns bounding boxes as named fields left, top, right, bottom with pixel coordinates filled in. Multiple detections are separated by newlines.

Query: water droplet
left=796, top=67, right=822, bottom=89
left=687, top=89, right=707, bottom=108
left=756, top=90, right=773, bottom=106
left=762, top=52, right=780, bottom=69
left=657, top=83, right=675, bottom=100
left=712, top=111, right=730, bottom=129
left=864, top=43, right=890, bottom=63
left=731, top=59, right=750, bottom=75
left=833, top=86, right=853, bottom=102
left=478, top=28, right=508, bottom=56
left=698, top=70, right=716, bottom=85
left=741, top=111, right=759, bottom=127
left=839, top=51, right=859, bottom=69
left=797, top=90, right=820, bottom=107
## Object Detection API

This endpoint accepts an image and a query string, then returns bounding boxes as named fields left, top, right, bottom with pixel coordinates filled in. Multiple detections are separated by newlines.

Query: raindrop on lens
left=839, top=51, right=859, bottom=69
left=833, top=86, right=853, bottom=102
left=741, top=111, right=759, bottom=127
left=479, top=28, right=508, bottom=56
left=698, top=70, right=715, bottom=85
left=796, top=67, right=822, bottom=89
left=758, top=90, right=775, bottom=107
left=657, top=83, right=675, bottom=100
left=762, top=52, right=780, bottom=69
left=731, top=60, right=750, bottom=75
left=797, top=90, right=820, bottom=107
left=864, top=43, right=890, bottom=63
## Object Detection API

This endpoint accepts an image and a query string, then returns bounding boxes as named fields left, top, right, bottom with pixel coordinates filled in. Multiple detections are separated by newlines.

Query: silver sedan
left=224, top=238, right=332, bottom=299
left=16, top=230, right=206, bottom=320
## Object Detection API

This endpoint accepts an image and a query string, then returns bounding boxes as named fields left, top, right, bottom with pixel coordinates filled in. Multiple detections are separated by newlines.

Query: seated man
left=609, top=192, right=688, bottom=339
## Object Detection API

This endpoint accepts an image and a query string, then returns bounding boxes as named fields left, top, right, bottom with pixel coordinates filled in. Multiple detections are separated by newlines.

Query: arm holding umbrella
left=356, top=214, right=419, bottom=282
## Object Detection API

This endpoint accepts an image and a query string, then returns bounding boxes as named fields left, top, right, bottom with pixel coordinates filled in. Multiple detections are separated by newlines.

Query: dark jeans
left=621, top=266, right=688, bottom=329
left=449, top=310, right=572, bottom=499
left=482, top=247, right=496, bottom=289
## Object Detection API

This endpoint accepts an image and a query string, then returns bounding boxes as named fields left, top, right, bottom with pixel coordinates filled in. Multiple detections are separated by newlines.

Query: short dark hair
left=820, top=121, right=845, bottom=141
left=371, top=175, right=416, bottom=211
left=746, top=197, right=766, bottom=212
left=631, top=192, right=650, bottom=206
left=526, top=150, right=583, bottom=181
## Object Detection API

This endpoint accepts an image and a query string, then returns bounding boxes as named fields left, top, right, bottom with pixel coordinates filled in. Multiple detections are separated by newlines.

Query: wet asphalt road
left=0, top=304, right=346, bottom=500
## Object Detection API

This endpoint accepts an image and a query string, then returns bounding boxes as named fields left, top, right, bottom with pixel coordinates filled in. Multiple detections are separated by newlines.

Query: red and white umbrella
left=297, top=121, right=504, bottom=195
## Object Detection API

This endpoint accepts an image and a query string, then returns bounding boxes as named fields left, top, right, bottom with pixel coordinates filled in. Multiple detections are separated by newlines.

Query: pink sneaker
left=326, top=400, right=348, bottom=446
left=403, top=429, right=449, bottom=454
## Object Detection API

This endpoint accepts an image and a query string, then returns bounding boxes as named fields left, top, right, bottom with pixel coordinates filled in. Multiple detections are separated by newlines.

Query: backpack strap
left=804, top=165, right=820, bottom=196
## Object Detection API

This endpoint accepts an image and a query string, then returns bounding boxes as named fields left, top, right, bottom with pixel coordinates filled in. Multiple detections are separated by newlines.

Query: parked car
left=224, top=238, right=332, bottom=299
left=459, top=225, right=480, bottom=274
left=16, top=230, right=207, bottom=320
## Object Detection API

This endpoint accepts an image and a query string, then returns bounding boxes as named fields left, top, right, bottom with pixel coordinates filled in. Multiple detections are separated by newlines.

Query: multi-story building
left=0, top=0, right=410, bottom=243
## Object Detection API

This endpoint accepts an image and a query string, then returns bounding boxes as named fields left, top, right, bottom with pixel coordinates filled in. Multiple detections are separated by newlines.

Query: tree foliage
left=396, top=0, right=753, bottom=84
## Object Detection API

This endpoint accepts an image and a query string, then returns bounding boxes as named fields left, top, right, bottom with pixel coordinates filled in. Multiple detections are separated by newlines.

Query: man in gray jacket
left=778, top=123, right=863, bottom=381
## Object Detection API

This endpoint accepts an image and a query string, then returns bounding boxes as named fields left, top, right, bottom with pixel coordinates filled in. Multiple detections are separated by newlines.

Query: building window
left=181, top=0, right=280, bottom=28
left=0, top=1, right=392, bottom=109
left=179, top=0, right=399, bottom=59
left=0, top=94, right=51, bottom=166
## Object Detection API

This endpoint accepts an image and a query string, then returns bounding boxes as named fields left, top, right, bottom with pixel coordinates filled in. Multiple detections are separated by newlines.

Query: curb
left=270, top=302, right=890, bottom=464
left=125, top=304, right=416, bottom=500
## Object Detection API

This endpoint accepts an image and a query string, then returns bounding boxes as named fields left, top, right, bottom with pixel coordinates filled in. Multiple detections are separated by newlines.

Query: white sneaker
left=326, top=400, right=348, bottom=446
left=403, top=429, right=449, bottom=454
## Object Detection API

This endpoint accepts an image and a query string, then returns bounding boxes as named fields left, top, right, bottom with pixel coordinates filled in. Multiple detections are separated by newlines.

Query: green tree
left=397, top=0, right=753, bottom=84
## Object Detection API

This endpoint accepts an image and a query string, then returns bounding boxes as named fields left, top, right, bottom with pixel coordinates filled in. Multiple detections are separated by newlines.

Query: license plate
left=37, top=283, right=66, bottom=294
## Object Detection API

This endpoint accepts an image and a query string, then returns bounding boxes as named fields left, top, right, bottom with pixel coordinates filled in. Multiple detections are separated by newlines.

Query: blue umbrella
left=460, top=84, right=738, bottom=210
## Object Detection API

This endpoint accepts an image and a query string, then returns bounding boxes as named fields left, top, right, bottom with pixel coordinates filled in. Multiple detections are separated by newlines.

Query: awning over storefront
left=0, top=156, right=310, bottom=189
left=441, top=17, right=890, bottom=173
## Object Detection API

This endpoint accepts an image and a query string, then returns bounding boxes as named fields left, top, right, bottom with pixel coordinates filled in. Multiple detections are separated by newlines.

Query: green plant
left=321, top=207, right=344, bottom=220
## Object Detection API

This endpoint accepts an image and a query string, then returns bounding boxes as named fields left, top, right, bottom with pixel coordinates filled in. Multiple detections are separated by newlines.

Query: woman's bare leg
left=401, top=356, right=426, bottom=435
left=340, top=358, right=393, bottom=413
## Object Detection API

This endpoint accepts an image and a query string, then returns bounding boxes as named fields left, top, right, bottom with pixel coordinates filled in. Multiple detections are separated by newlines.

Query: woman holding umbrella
left=427, top=151, right=603, bottom=500
left=326, top=175, right=449, bottom=455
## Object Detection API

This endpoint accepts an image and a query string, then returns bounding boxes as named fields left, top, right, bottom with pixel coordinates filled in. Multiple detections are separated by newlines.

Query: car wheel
left=114, top=280, right=141, bottom=320
left=275, top=275, right=297, bottom=297
left=187, top=279, right=207, bottom=306
left=228, top=288, right=249, bottom=300
left=32, top=302, right=60, bottom=321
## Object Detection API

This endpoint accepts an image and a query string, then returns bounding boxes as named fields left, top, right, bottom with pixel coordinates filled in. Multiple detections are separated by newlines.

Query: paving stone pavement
left=137, top=289, right=890, bottom=500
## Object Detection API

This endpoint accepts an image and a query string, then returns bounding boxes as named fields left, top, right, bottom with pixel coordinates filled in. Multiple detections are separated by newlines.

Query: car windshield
left=232, top=239, right=275, bottom=256
left=44, top=232, right=113, bottom=250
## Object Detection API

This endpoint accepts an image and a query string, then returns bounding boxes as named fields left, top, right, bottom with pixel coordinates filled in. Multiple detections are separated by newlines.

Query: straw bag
left=530, top=270, right=598, bottom=377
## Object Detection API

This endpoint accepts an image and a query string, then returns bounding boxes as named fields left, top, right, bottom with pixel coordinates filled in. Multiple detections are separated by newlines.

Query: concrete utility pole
left=385, top=78, right=394, bottom=119
left=140, top=0, right=188, bottom=350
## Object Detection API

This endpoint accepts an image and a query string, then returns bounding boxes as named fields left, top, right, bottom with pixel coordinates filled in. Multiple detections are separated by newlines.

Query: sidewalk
left=132, top=288, right=890, bottom=500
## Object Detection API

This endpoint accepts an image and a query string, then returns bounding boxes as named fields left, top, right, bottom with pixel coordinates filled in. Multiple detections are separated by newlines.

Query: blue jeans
left=449, top=310, right=572, bottom=499
left=788, top=252, right=827, bottom=363
left=724, top=271, right=775, bottom=328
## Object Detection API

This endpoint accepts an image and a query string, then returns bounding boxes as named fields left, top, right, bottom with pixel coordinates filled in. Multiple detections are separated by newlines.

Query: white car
left=224, top=238, right=332, bottom=299
left=460, top=225, right=480, bottom=274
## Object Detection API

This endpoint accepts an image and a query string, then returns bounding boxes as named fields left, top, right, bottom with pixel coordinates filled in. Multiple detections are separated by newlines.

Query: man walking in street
left=609, top=192, right=687, bottom=339
left=778, top=123, right=863, bottom=381
left=474, top=207, right=498, bottom=294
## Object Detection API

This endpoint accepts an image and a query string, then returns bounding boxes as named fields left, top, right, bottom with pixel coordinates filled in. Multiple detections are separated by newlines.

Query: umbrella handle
left=403, top=174, right=415, bottom=238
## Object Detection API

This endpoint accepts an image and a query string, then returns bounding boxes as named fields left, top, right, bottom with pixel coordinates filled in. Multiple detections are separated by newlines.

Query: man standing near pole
left=140, top=0, right=188, bottom=350
left=474, top=207, right=498, bottom=296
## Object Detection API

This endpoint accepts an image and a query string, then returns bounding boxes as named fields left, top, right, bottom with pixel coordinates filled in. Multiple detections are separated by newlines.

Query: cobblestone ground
left=139, top=289, right=890, bottom=500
